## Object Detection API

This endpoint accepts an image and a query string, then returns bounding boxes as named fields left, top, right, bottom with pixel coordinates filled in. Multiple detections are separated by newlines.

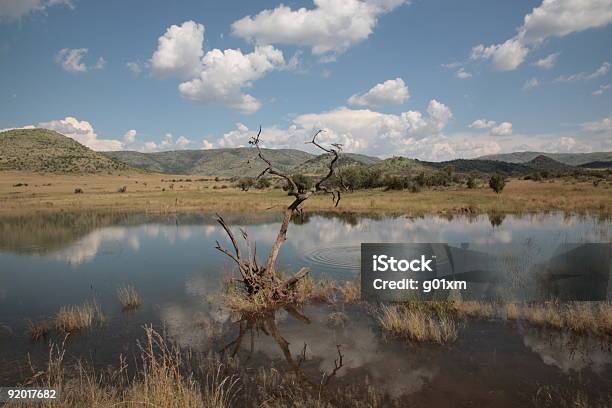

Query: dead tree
left=215, top=128, right=345, bottom=308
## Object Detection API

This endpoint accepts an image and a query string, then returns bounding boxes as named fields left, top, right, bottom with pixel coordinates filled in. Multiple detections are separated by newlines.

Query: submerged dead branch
left=221, top=309, right=344, bottom=390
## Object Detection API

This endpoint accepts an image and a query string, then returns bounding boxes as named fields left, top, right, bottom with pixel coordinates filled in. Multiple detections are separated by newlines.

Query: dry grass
left=389, top=300, right=612, bottom=338
left=7, top=325, right=390, bottom=408
left=117, top=284, right=141, bottom=310
left=223, top=277, right=361, bottom=316
left=222, top=284, right=282, bottom=316
left=449, top=300, right=611, bottom=337
left=533, top=386, right=612, bottom=408
left=453, top=301, right=496, bottom=319
left=55, top=301, right=105, bottom=333
left=502, top=302, right=521, bottom=320
left=1, top=171, right=610, bottom=215
left=517, top=302, right=612, bottom=336
left=27, top=320, right=49, bottom=341
left=297, top=278, right=361, bottom=304
left=7, top=326, right=238, bottom=408
left=377, top=304, right=458, bottom=344
left=337, top=281, right=360, bottom=303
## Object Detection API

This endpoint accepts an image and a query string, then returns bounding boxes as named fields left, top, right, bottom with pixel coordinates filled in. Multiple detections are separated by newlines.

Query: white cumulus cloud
left=178, top=45, right=286, bottom=114
left=208, top=99, right=453, bottom=158
left=231, top=0, right=409, bottom=58
left=38, top=117, right=124, bottom=151
left=123, top=129, right=137, bottom=144
left=533, top=52, right=560, bottom=69
left=347, top=78, right=409, bottom=107
left=469, top=119, right=513, bottom=136
left=523, top=77, right=540, bottom=90
left=471, top=38, right=529, bottom=71
left=455, top=68, right=472, bottom=79
left=55, top=48, right=105, bottom=73
left=150, top=20, right=205, bottom=79
left=582, top=115, right=612, bottom=132
left=592, top=83, right=610, bottom=96
left=149, top=21, right=286, bottom=113
left=471, top=0, right=612, bottom=71
left=0, top=0, right=72, bottom=20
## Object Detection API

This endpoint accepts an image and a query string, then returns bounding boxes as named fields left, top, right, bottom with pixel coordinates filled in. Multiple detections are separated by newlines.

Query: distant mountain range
left=103, top=148, right=314, bottom=177
left=2, top=128, right=611, bottom=176
left=478, top=151, right=612, bottom=166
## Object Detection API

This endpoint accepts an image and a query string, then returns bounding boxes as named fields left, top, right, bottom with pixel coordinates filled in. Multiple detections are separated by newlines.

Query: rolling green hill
left=291, top=153, right=381, bottom=175
left=423, top=158, right=532, bottom=175
left=370, top=157, right=435, bottom=175
left=0, top=128, right=131, bottom=173
left=478, top=151, right=612, bottom=166
left=3, top=128, right=605, bottom=178
left=103, top=148, right=315, bottom=177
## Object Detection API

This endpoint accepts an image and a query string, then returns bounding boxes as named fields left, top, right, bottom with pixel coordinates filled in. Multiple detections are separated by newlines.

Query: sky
left=0, top=0, right=611, bottom=160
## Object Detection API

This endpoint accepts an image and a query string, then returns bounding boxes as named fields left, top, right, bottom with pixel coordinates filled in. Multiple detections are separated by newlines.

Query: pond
left=0, top=211, right=610, bottom=405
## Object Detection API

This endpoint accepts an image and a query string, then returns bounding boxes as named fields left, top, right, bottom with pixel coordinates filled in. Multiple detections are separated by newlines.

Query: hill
left=370, top=157, right=434, bottom=175
left=478, top=151, right=612, bottom=166
left=103, top=148, right=314, bottom=177
left=0, top=128, right=131, bottom=173
left=422, top=159, right=532, bottom=175
left=524, top=155, right=576, bottom=173
left=291, top=153, right=380, bottom=175
left=578, top=161, right=612, bottom=169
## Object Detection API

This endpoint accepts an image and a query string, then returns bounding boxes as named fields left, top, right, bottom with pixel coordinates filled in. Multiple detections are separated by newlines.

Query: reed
left=117, top=284, right=142, bottom=310
left=55, top=301, right=105, bottom=333
left=27, top=320, right=49, bottom=341
left=377, top=304, right=458, bottom=344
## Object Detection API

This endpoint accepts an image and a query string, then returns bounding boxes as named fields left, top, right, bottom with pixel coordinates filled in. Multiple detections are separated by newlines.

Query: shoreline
left=1, top=171, right=610, bottom=216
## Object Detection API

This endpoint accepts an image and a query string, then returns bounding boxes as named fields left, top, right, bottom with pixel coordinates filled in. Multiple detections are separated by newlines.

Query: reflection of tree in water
left=221, top=306, right=345, bottom=388
left=488, top=212, right=506, bottom=227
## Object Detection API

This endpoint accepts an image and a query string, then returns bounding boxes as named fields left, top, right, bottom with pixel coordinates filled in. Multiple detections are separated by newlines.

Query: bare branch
left=250, top=126, right=299, bottom=194
left=322, top=344, right=344, bottom=386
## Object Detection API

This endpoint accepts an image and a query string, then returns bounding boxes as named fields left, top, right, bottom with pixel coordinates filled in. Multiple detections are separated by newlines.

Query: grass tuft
left=377, top=304, right=458, bottom=344
left=55, top=301, right=105, bottom=333
left=27, top=320, right=49, bottom=341
left=117, top=284, right=142, bottom=310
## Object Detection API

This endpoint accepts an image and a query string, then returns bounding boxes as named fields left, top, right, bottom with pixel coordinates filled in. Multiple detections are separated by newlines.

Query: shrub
left=254, top=177, right=271, bottom=189
left=236, top=177, right=255, bottom=191
left=383, top=175, right=411, bottom=190
left=489, top=174, right=506, bottom=194
left=338, top=167, right=363, bottom=191
left=284, top=174, right=312, bottom=193
left=466, top=175, right=477, bottom=189
left=415, top=172, right=427, bottom=187
left=117, top=186, right=127, bottom=193
left=74, top=188, right=84, bottom=194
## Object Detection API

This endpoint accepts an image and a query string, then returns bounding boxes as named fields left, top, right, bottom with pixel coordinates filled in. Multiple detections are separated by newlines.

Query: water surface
left=0, top=211, right=610, bottom=404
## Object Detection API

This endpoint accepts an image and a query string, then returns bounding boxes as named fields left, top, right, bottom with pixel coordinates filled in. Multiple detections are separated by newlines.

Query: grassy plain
left=0, top=171, right=610, bottom=215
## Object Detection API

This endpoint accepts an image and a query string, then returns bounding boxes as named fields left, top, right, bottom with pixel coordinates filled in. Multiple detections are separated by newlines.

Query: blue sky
left=0, top=0, right=611, bottom=160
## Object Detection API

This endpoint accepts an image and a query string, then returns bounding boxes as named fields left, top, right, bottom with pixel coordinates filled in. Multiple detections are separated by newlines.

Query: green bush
left=284, top=174, right=313, bottom=194
left=466, top=175, right=477, bottom=189
left=236, top=177, right=255, bottom=191
left=489, top=174, right=506, bottom=194
left=254, top=177, right=271, bottom=189
left=383, top=175, right=411, bottom=191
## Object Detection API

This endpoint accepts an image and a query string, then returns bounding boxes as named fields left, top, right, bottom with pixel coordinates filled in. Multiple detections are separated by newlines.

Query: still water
left=0, top=212, right=610, bottom=405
